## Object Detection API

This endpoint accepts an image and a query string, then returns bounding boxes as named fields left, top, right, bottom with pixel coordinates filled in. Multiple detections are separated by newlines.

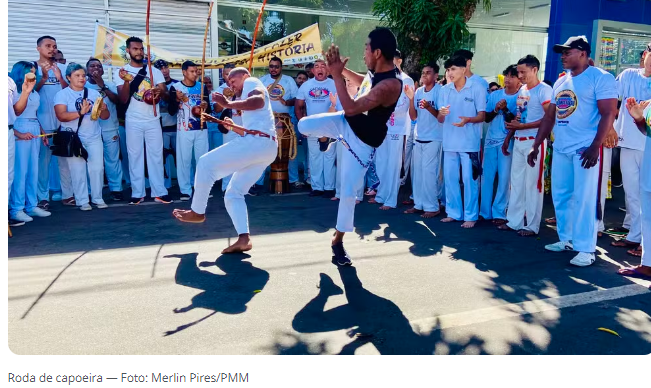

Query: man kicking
left=297, top=27, right=402, bottom=266
left=173, top=68, right=278, bottom=254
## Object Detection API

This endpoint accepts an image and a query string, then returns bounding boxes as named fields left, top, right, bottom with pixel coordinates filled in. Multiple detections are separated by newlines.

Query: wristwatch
left=100, top=86, right=108, bottom=92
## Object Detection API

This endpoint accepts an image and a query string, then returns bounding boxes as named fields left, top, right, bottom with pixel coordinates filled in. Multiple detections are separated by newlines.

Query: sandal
left=611, top=239, right=639, bottom=248
left=617, top=266, right=651, bottom=280
left=545, top=217, right=556, bottom=225
left=627, top=246, right=643, bottom=257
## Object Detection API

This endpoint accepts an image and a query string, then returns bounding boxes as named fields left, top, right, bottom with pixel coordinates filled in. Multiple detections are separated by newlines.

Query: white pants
left=102, top=129, right=123, bottom=192
left=480, top=145, right=512, bottom=220
left=299, top=111, right=374, bottom=232
left=191, top=135, right=277, bottom=235
left=552, top=150, right=600, bottom=253
left=412, top=140, right=442, bottom=212
left=220, top=131, right=239, bottom=191
left=176, top=130, right=209, bottom=196
left=375, top=133, right=404, bottom=208
left=10, top=119, right=41, bottom=215
left=163, top=131, right=177, bottom=189
left=401, top=122, right=415, bottom=184
left=641, top=190, right=650, bottom=267
left=8, top=129, right=15, bottom=201
left=335, top=142, right=364, bottom=200
left=118, top=125, right=130, bottom=186
left=619, top=148, right=644, bottom=242
left=307, top=136, right=336, bottom=191
left=126, top=119, right=167, bottom=198
left=598, top=147, right=613, bottom=232
left=444, top=151, right=479, bottom=221
left=37, top=135, right=60, bottom=201
left=62, top=138, right=104, bottom=206
left=289, top=139, right=308, bottom=184
left=506, top=139, right=546, bottom=233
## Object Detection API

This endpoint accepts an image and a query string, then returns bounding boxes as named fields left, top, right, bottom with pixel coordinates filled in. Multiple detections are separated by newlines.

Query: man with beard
left=528, top=36, right=618, bottom=267
left=296, top=59, right=338, bottom=197
left=114, top=36, right=172, bottom=205
left=169, top=61, right=211, bottom=201
left=297, top=28, right=403, bottom=266
left=86, top=58, right=124, bottom=201
left=34, top=36, right=70, bottom=210
left=173, top=68, right=278, bottom=254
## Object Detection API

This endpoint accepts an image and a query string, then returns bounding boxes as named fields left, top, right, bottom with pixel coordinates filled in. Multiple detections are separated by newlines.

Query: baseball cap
left=154, top=59, right=169, bottom=69
left=553, top=36, right=591, bottom=55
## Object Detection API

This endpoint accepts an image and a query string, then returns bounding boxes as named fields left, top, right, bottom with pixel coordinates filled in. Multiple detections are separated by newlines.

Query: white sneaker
left=80, top=203, right=92, bottom=211
left=27, top=207, right=51, bottom=217
left=93, top=201, right=108, bottom=209
left=12, top=211, right=33, bottom=223
left=570, top=252, right=596, bottom=267
left=51, top=192, right=62, bottom=201
left=545, top=241, right=573, bottom=252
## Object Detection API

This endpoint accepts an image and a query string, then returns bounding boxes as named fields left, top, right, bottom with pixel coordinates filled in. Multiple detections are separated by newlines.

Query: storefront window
left=470, top=0, right=551, bottom=28
left=230, top=0, right=375, bottom=15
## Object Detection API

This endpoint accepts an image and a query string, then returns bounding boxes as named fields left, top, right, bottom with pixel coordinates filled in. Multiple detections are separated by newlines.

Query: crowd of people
left=6, top=31, right=650, bottom=279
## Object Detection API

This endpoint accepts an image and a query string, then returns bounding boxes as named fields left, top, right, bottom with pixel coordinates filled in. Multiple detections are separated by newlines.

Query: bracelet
left=100, top=86, right=108, bottom=92
left=633, top=117, right=646, bottom=125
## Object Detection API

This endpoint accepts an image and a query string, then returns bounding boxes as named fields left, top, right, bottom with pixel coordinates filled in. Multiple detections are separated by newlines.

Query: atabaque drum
left=270, top=113, right=293, bottom=194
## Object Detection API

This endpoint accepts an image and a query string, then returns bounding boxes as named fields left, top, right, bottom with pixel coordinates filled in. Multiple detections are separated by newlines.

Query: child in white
left=405, top=64, right=442, bottom=217
left=438, top=58, right=487, bottom=228
left=611, top=58, right=651, bottom=249
left=481, top=66, right=520, bottom=223
left=503, top=56, right=552, bottom=235
left=296, top=73, right=338, bottom=193
left=373, top=71, right=414, bottom=209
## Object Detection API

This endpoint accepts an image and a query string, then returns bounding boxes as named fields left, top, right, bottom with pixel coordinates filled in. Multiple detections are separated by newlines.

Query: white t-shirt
left=113, top=64, right=165, bottom=123
left=85, top=80, right=119, bottom=133
left=516, top=82, right=553, bottom=137
left=387, top=72, right=414, bottom=135
left=36, top=62, right=68, bottom=132
left=485, top=88, right=520, bottom=149
left=437, top=78, right=487, bottom=152
left=14, top=91, right=40, bottom=120
left=552, top=67, right=618, bottom=154
left=615, top=68, right=651, bottom=151
left=470, top=74, right=489, bottom=94
left=296, top=78, right=337, bottom=117
left=8, top=77, right=19, bottom=126
left=642, top=105, right=651, bottom=192
left=413, top=84, right=443, bottom=142
left=259, top=74, right=298, bottom=114
left=240, top=77, right=275, bottom=136
left=53, top=87, right=103, bottom=144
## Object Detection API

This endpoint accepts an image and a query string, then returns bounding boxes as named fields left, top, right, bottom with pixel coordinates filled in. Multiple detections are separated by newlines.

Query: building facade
left=7, top=0, right=651, bottom=82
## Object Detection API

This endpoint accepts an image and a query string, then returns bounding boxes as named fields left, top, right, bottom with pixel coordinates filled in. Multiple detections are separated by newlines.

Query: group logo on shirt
left=267, top=84, right=285, bottom=100
left=75, top=97, right=94, bottom=115
left=517, top=96, right=529, bottom=122
left=308, top=87, right=331, bottom=99
left=555, top=89, right=578, bottom=119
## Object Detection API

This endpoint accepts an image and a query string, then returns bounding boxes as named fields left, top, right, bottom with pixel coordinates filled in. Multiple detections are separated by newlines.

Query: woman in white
left=10, top=61, right=51, bottom=222
left=54, top=63, right=109, bottom=211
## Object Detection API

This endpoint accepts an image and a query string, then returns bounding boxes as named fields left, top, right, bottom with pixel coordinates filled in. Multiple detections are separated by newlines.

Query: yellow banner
left=92, top=23, right=323, bottom=69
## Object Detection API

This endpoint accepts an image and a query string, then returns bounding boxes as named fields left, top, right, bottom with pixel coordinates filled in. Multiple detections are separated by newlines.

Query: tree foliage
left=372, top=0, right=491, bottom=73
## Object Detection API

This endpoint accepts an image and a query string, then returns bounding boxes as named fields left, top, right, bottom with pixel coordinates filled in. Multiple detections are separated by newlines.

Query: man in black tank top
left=297, top=27, right=402, bottom=266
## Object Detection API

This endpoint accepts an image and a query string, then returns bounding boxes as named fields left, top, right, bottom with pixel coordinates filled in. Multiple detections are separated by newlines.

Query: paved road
left=7, top=187, right=651, bottom=355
